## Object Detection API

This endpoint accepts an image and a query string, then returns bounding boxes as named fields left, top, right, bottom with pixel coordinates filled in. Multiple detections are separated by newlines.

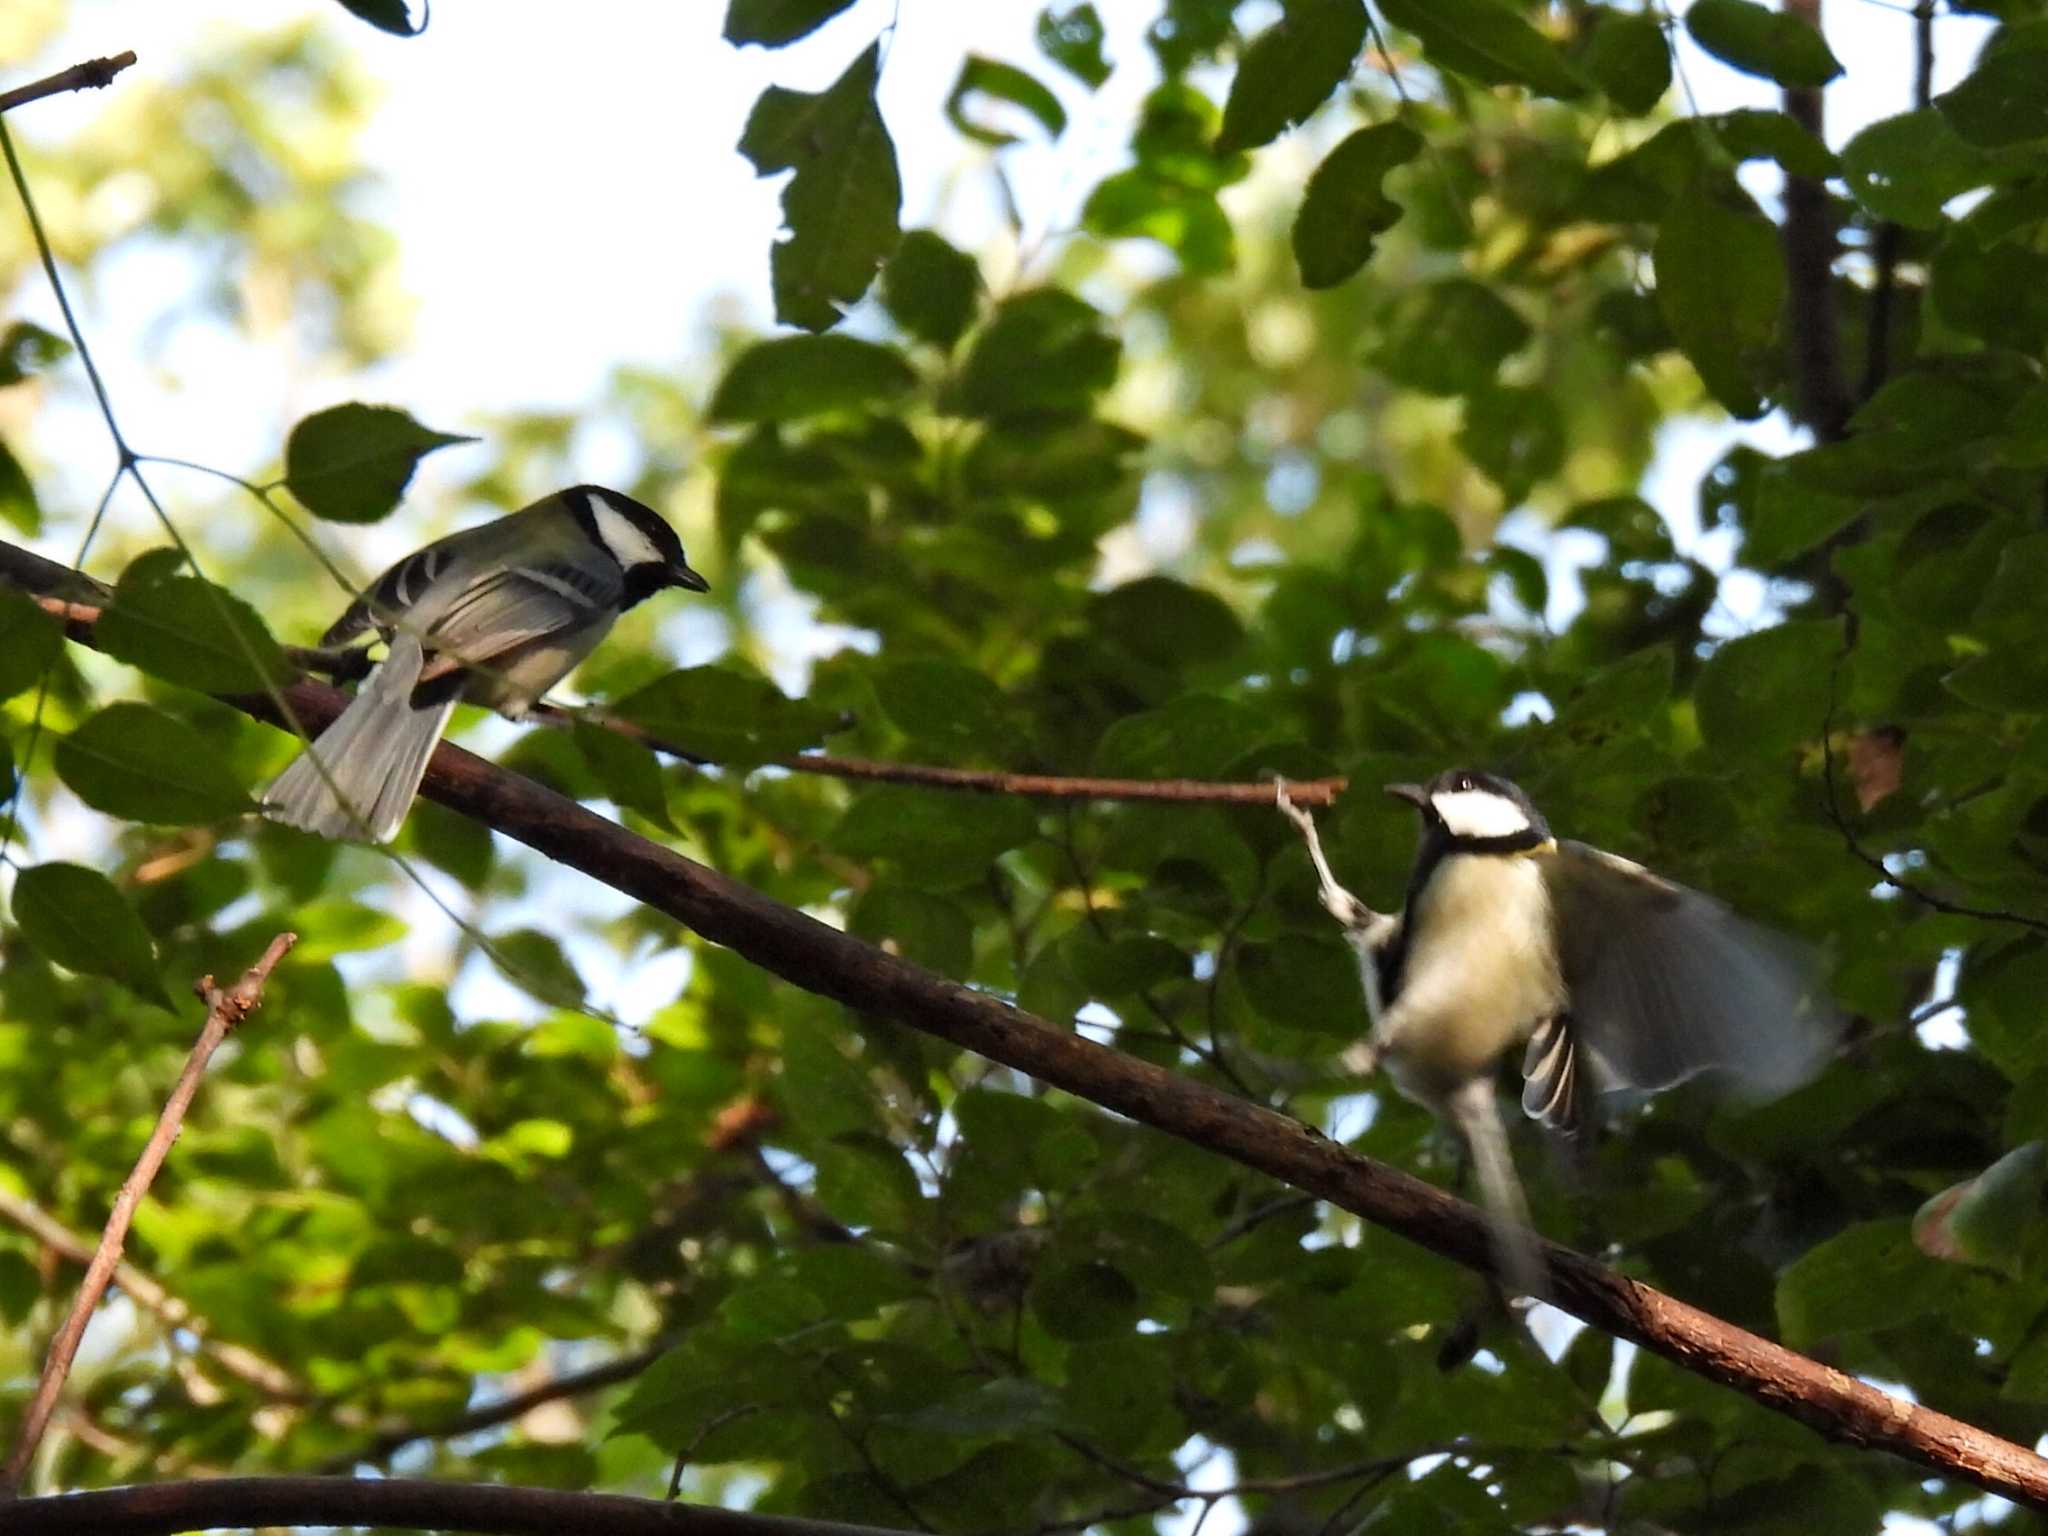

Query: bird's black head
left=1384, top=768, right=1551, bottom=852
left=568, top=485, right=710, bottom=608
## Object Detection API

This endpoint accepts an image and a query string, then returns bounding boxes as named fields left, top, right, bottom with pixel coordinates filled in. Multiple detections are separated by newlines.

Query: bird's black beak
left=669, top=561, right=711, bottom=594
left=1383, top=782, right=1429, bottom=811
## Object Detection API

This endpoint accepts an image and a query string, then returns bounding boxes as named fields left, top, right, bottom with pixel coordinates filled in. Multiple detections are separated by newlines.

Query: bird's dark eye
left=1454, top=773, right=1472, bottom=791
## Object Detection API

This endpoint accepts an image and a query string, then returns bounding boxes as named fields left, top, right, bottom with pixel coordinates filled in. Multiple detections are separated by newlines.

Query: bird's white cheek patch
left=1431, top=789, right=1532, bottom=840
left=590, top=494, right=667, bottom=569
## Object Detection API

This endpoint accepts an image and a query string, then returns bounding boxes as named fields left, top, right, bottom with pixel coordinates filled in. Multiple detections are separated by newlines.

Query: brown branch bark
left=0, top=52, right=137, bottom=116
left=4, top=1476, right=911, bottom=1536
left=0, top=1187, right=302, bottom=1401
left=1781, top=0, right=1851, bottom=442
left=13, top=556, right=2048, bottom=1506
left=20, top=579, right=1346, bottom=808
left=1, top=933, right=295, bottom=1495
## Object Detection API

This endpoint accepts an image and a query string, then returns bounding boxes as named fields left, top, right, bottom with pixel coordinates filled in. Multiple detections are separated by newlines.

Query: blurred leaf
left=10, top=862, right=171, bottom=1009
left=1291, top=122, right=1422, bottom=288
left=1374, top=279, right=1531, bottom=395
left=1238, top=934, right=1364, bottom=1036
left=1776, top=1218, right=1947, bottom=1347
left=332, top=0, right=420, bottom=33
left=1583, top=10, right=1670, bottom=115
left=1693, top=619, right=1841, bottom=759
left=946, top=56, right=1067, bottom=146
left=1708, top=108, right=1838, bottom=177
left=850, top=886, right=974, bottom=980
left=1936, top=43, right=2048, bottom=148
left=833, top=788, right=1038, bottom=889
left=709, top=334, right=915, bottom=422
left=1685, top=0, right=1841, bottom=87
left=573, top=722, right=675, bottom=830
left=489, top=928, right=586, bottom=1007
left=738, top=43, right=903, bottom=331
left=612, top=667, right=837, bottom=765
left=1031, top=1259, right=1140, bottom=1341
left=283, top=403, right=475, bottom=523
left=899, top=1377, right=1070, bottom=1436
left=1842, top=109, right=2004, bottom=228
left=948, top=289, right=1120, bottom=418
left=1083, top=170, right=1235, bottom=274
left=1215, top=0, right=1366, bottom=155
left=1377, top=0, right=1586, bottom=98
left=723, top=0, right=857, bottom=47
left=55, top=704, right=251, bottom=824
left=1089, top=575, right=1244, bottom=669
left=1037, top=4, right=1111, bottom=88
left=1912, top=1141, right=2045, bottom=1277
left=96, top=570, right=292, bottom=695
left=0, top=321, right=70, bottom=387
left=0, top=441, right=38, bottom=535
left=881, top=230, right=981, bottom=349
left=0, top=586, right=61, bottom=700
left=871, top=659, right=1019, bottom=760
left=1655, top=180, right=1782, bottom=419
left=1459, top=384, right=1565, bottom=500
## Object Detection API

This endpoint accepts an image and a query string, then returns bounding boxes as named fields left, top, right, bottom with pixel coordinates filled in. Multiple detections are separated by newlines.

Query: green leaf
left=1912, top=1141, right=2045, bottom=1277
left=1030, top=1259, right=1140, bottom=1341
left=1215, top=0, right=1367, bottom=155
left=1290, top=122, right=1422, bottom=289
left=708, top=334, right=916, bottom=423
left=948, top=289, right=1120, bottom=418
left=10, top=862, right=172, bottom=1009
left=1708, top=109, right=1838, bottom=178
left=1082, top=172, right=1235, bottom=274
left=945, top=57, right=1067, bottom=146
left=1937, top=43, right=2048, bottom=148
left=54, top=704, right=251, bottom=824
left=1089, top=576, right=1244, bottom=669
left=872, top=659, right=1018, bottom=760
left=1238, top=934, right=1364, bottom=1035
left=1685, top=0, right=1841, bottom=88
left=0, top=321, right=70, bottom=387
left=833, top=788, right=1039, bottom=889
left=1093, top=696, right=1271, bottom=779
left=611, top=667, right=836, bottom=765
left=95, top=571, right=292, bottom=694
left=1376, top=0, right=1586, bottom=98
left=849, top=886, right=974, bottom=980
left=880, top=230, right=981, bottom=349
left=0, top=587, right=61, bottom=701
left=283, top=403, right=475, bottom=523
left=1655, top=180, right=1782, bottom=418
left=1693, top=619, right=1842, bottom=759
left=899, top=1377, right=1070, bottom=1436
left=572, top=722, right=674, bottom=831
left=1744, top=467, right=1862, bottom=566
left=1458, top=384, right=1564, bottom=500
left=1037, top=4, right=1111, bottom=88
left=723, top=0, right=857, bottom=47
left=488, top=928, right=586, bottom=1007
left=1583, top=10, right=1670, bottom=115
left=1776, top=1218, right=1947, bottom=1347
left=0, top=440, right=39, bottom=534
left=1373, top=279, right=1531, bottom=395
left=1842, top=109, right=2004, bottom=229
left=738, top=43, right=903, bottom=332
left=816, top=1134, right=923, bottom=1230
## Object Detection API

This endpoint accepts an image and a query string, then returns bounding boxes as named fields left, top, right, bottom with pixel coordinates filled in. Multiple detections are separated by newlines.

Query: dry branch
left=0, top=52, right=137, bottom=116
left=1, top=933, right=295, bottom=1495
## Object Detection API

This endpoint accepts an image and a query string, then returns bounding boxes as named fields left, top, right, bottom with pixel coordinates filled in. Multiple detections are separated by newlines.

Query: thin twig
left=0, top=52, right=137, bottom=116
left=0, top=1186, right=301, bottom=1401
left=1, top=931, right=295, bottom=1496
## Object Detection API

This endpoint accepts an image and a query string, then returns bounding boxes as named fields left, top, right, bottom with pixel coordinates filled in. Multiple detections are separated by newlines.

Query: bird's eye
left=1454, top=773, right=1472, bottom=791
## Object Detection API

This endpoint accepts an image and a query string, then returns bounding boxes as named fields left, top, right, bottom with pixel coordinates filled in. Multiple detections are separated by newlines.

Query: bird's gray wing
left=322, top=524, right=490, bottom=646
left=419, top=556, right=621, bottom=659
left=1537, top=840, right=1836, bottom=1107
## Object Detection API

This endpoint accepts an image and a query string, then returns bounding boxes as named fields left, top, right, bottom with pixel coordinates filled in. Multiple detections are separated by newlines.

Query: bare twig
left=1, top=932, right=295, bottom=1495
left=0, top=52, right=137, bottom=116
left=0, top=1186, right=301, bottom=1401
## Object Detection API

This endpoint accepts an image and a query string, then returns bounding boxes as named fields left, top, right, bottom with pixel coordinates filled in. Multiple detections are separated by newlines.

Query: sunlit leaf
left=283, top=403, right=475, bottom=523
left=96, top=568, right=292, bottom=694
left=881, top=230, right=981, bottom=349
left=708, top=334, right=916, bottom=422
left=55, top=704, right=251, bottom=824
left=945, top=56, right=1067, bottom=146
left=1037, top=4, right=1111, bottom=88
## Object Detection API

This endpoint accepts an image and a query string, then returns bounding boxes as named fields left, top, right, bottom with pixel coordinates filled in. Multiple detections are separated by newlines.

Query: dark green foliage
left=283, top=402, right=474, bottom=522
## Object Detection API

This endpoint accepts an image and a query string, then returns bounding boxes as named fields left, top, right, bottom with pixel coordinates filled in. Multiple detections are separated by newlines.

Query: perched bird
left=1277, top=770, right=1834, bottom=1296
left=266, top=485, right=708, bottom=842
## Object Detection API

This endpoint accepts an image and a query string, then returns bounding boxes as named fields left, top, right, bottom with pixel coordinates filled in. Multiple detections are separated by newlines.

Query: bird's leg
left=1274, top=780, right=1391, bottom=937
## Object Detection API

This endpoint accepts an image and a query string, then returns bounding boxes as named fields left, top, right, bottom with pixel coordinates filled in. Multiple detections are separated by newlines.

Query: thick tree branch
left=0, top=53, right=137, bottom=116
left=13, top=558, right=2048, bottom=1507
left=1781, top=0, right=1851, bottom=442
left=5, top=1477, right=912, bottom=1536
left=1860, top=0, right=1934, bottom=405
left=2, top=933, right=295, bottom=1495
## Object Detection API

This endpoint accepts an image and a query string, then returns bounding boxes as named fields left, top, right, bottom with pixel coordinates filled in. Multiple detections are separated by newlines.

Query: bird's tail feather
left=1447, top=1077, right=1545, bottom=1300
left=263, top=635, right=455, bottom=843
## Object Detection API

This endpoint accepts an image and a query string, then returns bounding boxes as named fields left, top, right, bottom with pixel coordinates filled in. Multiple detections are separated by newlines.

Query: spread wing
left=1537, top=841, right=1836, bottom=1107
